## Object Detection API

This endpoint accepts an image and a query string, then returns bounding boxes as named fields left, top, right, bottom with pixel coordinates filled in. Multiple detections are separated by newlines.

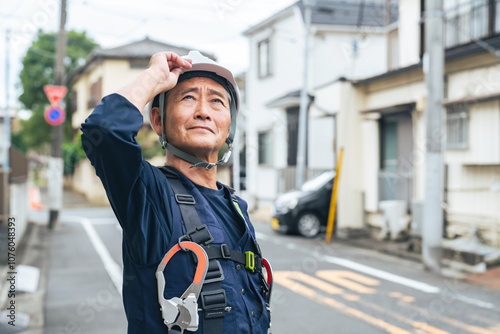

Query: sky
left=0, top=0, right=296, bottom=112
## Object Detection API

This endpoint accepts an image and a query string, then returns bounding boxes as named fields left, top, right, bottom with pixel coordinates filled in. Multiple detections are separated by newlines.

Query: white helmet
left=150, top=51, right=240, bottom=169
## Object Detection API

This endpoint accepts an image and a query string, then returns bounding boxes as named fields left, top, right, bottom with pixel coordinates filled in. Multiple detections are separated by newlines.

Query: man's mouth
left=189, top=126, right=214, bottom=134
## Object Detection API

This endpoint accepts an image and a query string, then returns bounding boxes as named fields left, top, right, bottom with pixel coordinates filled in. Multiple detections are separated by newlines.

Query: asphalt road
left=43, top=207, right=500, bottom=334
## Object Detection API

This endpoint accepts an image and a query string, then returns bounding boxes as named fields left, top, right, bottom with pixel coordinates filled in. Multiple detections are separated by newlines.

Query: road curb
left=0, top=222, right=49, bottom=333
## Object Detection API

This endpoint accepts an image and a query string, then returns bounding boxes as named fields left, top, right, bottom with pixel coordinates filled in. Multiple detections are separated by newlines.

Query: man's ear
left=150, top=107, right=163, bottom=136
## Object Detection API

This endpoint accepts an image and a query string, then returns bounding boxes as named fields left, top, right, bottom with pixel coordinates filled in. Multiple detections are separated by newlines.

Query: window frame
left=258, top=130, right=273, bottom=165
left=446, top=106, right=469, bottom=150
left=257, top=38, right=272, bottom=79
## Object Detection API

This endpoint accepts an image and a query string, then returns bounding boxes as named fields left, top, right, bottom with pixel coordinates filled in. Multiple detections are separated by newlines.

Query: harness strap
left=159, top=166, right=226, bottom=334
left=204, top=244, right=262, bottom=273
left=158, top=166, right=270, bottom=333
left=162, top=167, right=204, bottom=233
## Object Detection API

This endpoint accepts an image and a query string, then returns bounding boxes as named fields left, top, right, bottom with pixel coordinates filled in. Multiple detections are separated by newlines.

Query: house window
left=88, top=77, right=102, bottom=109
left=446, top=107, right=469, bottom=149
left=380, top=120, right=398, bottom=172
left=129, top=59, right=149, bottom=69
left=258, top=131, right=272, bottom=165
left=496, top=0, right=500, bottom=32
left=286, top=107, right=299, bottom=166
left=258, top=39, right=271, bottom=78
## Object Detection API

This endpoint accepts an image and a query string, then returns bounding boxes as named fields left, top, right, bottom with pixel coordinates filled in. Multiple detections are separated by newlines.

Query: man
left=81, top=51, right=271, bottom=334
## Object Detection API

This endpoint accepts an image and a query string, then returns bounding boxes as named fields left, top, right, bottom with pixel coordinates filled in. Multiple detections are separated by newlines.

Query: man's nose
left=194, top=100, right=211, bottom=120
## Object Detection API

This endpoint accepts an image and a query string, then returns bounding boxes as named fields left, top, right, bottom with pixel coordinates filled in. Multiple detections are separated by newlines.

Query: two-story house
left=243, top=0, right=398, bottom=212
left=320, top=0, right=500, bottom=246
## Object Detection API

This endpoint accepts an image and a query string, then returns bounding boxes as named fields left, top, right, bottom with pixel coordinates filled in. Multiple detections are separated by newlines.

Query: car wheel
left=295, top=212, right=321, bottom=238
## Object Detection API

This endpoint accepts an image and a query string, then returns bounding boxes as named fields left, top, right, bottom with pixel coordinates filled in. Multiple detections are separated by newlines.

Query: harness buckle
left=220, top=244, right=231, bottom=259
left=200, top=289, right=227, bottom=320
left=203, top=259, right=225, bottom=284
left=175, top=194, right=196, bottom=205
left=245, top=251, right=255, bottom=272
left=185, top=225, right=214, bottom=245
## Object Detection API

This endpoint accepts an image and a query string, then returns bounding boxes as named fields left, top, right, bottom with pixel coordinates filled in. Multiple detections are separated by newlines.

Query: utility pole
left=422, top=0, right=444, bottom=272
left=3, top=29, right=11, bottom=172
left=48, top=0, right=67, bottom=229
left=1, top=29, right=11, bottom=224
left=296, top=0, right=312, bottom=188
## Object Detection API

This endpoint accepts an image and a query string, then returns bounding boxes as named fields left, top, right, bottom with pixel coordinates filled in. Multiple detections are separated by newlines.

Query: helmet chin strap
left=159, top=92, right=233, bottom=170
left=159, top=136, right=233, bottom=170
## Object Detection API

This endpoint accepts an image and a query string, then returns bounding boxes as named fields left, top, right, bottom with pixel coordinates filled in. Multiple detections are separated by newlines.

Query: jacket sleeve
left=80, top=93, right=145, bottom=221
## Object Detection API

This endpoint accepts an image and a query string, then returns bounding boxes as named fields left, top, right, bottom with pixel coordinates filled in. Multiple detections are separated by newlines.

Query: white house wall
left=310, top=81, right=340, bottom=170
left=312, top=30, right=387, bottom=85
left=361, top=113, right=380, bottom=213
left=365, top=78, right=425, bottom=110
left=447, top=63, right=500, bottom=101
left=101, top=61, right=145, bottom=99
left=398, top=0, right=421, bottom=68
left=308, top=116, right=335, bottom=169
left=72, top=75, right=90, bottom=129
left=336, top=81, right=365, bottom=229
left=446, top=101, right=500, bottom=165
left=246, top=12, right=305, bottom=207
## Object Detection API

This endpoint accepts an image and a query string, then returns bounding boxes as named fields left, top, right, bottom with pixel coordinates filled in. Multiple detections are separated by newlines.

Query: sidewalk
left=0, top=188, right=101, bottom=333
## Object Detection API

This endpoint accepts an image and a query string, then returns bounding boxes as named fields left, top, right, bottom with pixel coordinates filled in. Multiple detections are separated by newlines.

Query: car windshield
left=301, top=171, right=335, bottom=192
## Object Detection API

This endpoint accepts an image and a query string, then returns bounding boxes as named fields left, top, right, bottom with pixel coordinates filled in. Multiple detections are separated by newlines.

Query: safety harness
left=156, top=166, right=273, bottom=334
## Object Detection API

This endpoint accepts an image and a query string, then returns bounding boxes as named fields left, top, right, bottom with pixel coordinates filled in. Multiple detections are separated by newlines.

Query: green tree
left=16, top=30, right=98, bottom=152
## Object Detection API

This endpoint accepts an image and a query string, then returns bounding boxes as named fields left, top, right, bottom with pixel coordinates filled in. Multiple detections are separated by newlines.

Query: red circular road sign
left=44, top=106, right=65, bottom=126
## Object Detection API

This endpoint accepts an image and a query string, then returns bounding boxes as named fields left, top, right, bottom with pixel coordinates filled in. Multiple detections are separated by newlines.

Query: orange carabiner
left=156, top=241, right=209, bottom=332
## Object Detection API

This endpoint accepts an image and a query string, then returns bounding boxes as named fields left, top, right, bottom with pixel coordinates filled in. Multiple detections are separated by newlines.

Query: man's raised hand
left=148, top=52, right=193, bottom=95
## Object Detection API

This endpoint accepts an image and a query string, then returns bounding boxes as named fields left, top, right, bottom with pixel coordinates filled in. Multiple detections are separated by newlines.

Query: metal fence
left=378, top=170, right=413, bottom=210
left=277, top=167, right=331, bottom=194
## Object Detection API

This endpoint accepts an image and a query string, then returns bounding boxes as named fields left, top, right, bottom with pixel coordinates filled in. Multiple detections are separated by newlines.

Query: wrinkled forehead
left=168, top=77, right=229, bottom=101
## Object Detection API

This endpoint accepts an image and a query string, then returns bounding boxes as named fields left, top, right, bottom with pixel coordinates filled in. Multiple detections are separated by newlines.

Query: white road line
left=256, top=231, right=439, bottom=293
left=257, top=231, right=498, bottom=309
left=455, top=295, right=495, bottom=310
left=62, top=216, right=118, bottom=225
left=321, top=256, right=441, bottom=294
left=88, top=218, right=119, bottom=225
left=64, top=216, right=123, bottom=295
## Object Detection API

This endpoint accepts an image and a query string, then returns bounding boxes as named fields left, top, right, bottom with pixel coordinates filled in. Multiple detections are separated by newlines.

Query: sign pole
left=48, top=0, right=67, bottom=229
left=325, top=148, right=344, bottom=243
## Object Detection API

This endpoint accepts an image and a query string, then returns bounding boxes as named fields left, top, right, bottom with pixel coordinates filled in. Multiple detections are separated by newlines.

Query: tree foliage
left=16, top=30, right=98, bottom=152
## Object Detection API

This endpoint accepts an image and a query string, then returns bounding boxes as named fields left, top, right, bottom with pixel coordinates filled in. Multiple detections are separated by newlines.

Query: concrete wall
left=72, top=159, right=109, bottom=206
left=10, top=182, right=29, bottom=245
left=336, top=81, right=365, bottom=229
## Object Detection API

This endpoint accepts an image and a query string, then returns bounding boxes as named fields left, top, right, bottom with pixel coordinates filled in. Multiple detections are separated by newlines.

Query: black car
left=271, top=171, right=335, bottom=238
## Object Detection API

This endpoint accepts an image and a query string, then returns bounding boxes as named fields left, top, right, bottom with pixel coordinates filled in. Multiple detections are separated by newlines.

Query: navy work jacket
left=81, top=94, right=269, bottom=333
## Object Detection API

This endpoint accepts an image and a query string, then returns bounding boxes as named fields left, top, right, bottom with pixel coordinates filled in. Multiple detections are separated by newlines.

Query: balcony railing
left=278, top=167, right=331, bottom=194
left=444, top=0, right=500, bottom=49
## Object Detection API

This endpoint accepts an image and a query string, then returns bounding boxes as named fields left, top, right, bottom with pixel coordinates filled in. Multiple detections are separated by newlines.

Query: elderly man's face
left=163, top=77, right=231, bottom=160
